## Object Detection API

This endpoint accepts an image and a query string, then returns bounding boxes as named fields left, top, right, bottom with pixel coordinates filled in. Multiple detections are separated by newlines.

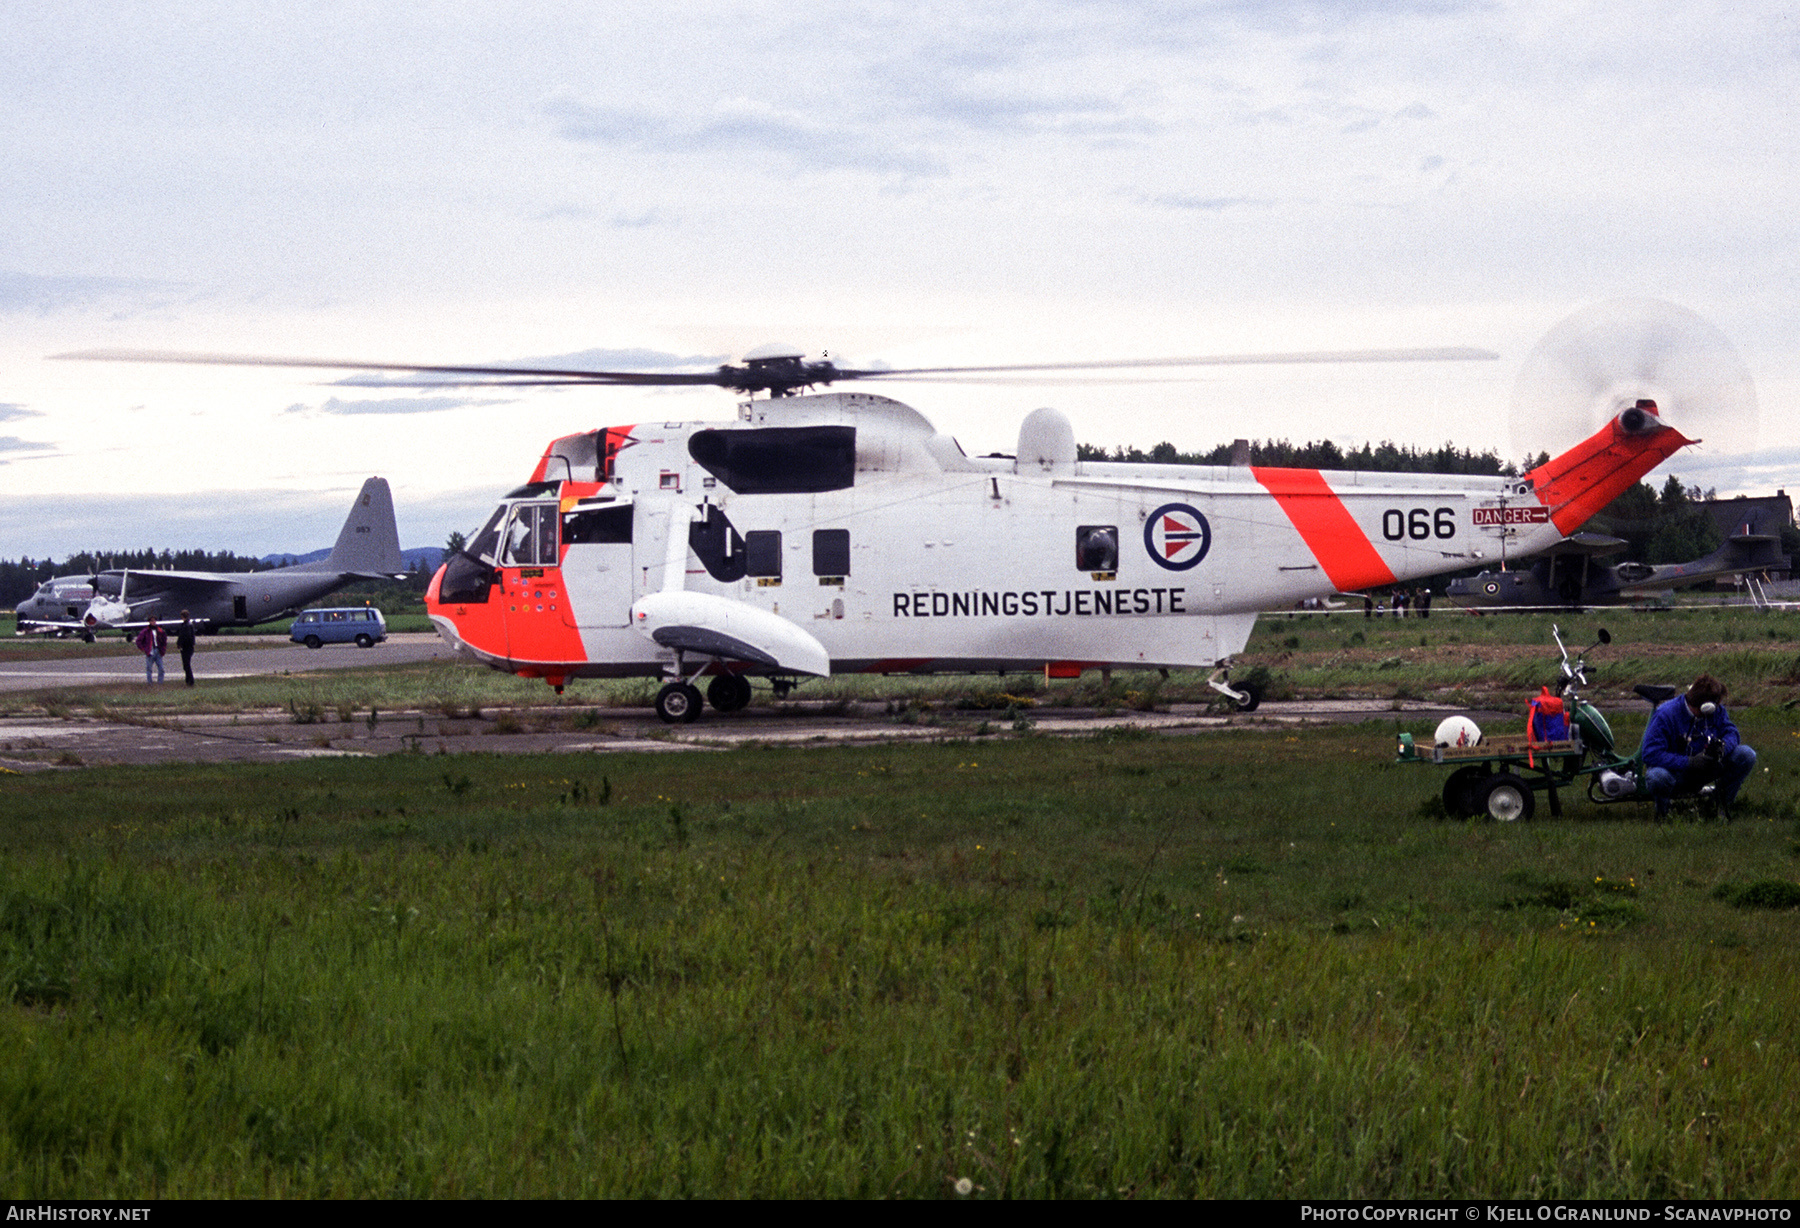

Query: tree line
left=1077, top=437, right=1517, bottom=475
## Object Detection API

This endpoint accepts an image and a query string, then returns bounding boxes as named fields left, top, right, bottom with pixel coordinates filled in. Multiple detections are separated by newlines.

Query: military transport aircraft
left=59, top=300, right=1738, bottom=720
left=1445, top=508, right=1791, bottom=609
left=15, top=477, right=405, bottom=637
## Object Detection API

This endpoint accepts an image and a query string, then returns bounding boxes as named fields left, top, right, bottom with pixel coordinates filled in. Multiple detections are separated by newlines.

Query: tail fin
left=1525, top=401, right=1695, bottom=534
left=317, top=477, right=406, bottom=578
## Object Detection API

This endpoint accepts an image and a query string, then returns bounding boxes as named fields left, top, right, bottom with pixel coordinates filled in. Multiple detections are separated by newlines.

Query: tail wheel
left=707, top=674, right=753, bottom=713
left=1442, top=766, right=1487, bottom=818
left=655, top=681, right=703, bottom=724
left=1480, top=772, right=1536, bottom=822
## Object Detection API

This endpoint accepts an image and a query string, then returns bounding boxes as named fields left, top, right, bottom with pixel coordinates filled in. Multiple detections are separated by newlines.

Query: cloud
left=543, top=95, right=942, bottom=175
left=1147, top=194, right=1272, bottom=212
left=0, top=269, right=183, bottom=315
left=0, top=435, right=54, bottom=453
left=0, top=404, right=43, bottom=423
left=889, top=77, right=1159, bottom=139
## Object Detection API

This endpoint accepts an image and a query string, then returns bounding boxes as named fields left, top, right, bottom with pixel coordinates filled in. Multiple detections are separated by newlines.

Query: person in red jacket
left=134, top=616, right=167, bottom=685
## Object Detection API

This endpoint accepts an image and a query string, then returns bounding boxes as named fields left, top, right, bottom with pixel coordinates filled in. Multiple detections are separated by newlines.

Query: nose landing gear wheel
left=655, top=681, right=704, bottom=724
left=707, top=674, right=753, bottom=713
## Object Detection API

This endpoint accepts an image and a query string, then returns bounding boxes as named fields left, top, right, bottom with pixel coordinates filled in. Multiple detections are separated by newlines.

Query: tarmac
left=1, top=631, right=1507, bottom=770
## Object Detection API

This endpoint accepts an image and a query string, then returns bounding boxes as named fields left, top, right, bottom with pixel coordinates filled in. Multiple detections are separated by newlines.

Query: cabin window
left=813, top=529, right=850, bottom=576
left=745, top=531, right=782, bottom=578
left=1076, top=525, right=1118, bottom=572
left=503, top=503, right=560, bottom=567
left=687, top=426, right=856, bottom=495
left=562, top=504, right=633, bottom=545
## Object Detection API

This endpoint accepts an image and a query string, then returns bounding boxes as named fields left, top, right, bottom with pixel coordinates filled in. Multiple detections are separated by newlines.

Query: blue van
left=290, top=607, right=387, bottom=648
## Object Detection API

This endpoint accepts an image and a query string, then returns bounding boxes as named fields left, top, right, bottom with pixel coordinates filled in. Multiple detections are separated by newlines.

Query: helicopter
left=60, top=301, right=1735, bottom=721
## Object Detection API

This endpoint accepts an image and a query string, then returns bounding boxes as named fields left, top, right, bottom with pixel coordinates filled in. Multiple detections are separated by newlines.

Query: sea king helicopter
left=64, top=300, right=1743, bottom=721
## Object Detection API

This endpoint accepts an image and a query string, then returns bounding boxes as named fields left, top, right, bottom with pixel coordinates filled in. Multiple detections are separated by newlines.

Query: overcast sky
left=3, top=1, right=1796, bottom=560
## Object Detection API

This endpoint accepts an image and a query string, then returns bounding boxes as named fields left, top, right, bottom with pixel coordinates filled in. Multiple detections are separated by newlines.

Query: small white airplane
left=59, top=304, right=1724, bottom=720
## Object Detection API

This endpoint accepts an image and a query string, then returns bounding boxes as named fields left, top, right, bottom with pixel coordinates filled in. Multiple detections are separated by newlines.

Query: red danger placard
left=1473, top=505, right=1549, bottom=526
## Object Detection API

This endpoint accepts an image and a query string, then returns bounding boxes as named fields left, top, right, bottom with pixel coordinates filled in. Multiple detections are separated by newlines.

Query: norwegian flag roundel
left=1144, top=502, right=1212, bottom=572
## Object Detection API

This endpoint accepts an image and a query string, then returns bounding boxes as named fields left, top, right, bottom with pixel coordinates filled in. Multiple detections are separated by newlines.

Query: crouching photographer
left=1640, top=674, right=1757, bottom=819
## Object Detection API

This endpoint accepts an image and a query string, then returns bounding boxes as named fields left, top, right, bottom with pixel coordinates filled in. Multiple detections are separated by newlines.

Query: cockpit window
left=466, top=506, right=506, bottom=562
left=687, top=426, right=856, bottom=495
left=502, top=503, right=560, bottom=567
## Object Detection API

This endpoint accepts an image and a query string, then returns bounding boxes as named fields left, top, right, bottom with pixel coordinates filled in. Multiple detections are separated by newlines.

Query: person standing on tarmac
left=176, top=611, right=198, bottom=687
left=135, top=616, right=167, bottom=685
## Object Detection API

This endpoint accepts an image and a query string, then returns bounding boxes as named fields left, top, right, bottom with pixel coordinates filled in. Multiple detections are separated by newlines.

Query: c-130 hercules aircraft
left=15, top=477, right=406, bottom=637
left=65, top=300, right=1736, bottom=720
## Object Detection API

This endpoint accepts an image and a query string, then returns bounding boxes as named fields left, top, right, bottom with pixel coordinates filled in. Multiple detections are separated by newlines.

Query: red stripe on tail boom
left=1252, top=467, right=1398, bottom=591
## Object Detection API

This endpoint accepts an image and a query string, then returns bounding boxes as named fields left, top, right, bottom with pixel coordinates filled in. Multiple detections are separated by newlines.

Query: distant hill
left=260, top=547, right=445, bottom=573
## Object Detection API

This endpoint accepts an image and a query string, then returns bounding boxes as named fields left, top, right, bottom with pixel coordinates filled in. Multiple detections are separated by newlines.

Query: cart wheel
left=1480, top=772, right=1535, bottom=822
left=1442, top=766, right=1487, bottom=818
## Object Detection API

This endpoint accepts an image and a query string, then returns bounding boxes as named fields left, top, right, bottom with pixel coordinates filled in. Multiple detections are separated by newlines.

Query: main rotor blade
left=834, top=348, right=1498, bottom=379
left=52, top=349, right=729, bottom=386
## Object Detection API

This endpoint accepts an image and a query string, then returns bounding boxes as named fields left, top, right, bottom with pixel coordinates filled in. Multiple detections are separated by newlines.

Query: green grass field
left=4, top=706, right=1800, bottom=1196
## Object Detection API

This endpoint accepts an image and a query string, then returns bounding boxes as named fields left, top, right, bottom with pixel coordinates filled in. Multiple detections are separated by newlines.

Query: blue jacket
left=1640, top=696, right=1740, bottom=775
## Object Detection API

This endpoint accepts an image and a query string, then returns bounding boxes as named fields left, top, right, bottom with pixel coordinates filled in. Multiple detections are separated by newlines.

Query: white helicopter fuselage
left=426, top=392, right=1687, bottom=700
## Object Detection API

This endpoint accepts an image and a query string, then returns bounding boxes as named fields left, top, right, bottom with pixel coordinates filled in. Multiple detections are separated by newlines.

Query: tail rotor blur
left=1510, top=298, right=1757, bottom=463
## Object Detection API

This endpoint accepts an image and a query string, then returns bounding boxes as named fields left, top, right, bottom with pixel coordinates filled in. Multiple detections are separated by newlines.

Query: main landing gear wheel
left=707, top=674, right=753, bottom=713
left=655, top=681, right=703, bottom=724
left=1480, top=772, right=1535, bottom=822
left=1233, top=681, right=1263, bottom=713
left=1442, top=766, right=1487, bottom=818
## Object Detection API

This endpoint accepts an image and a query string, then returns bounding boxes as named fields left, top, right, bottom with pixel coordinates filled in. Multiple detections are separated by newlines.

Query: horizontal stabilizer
left=630, top=591, right=830, bottom=677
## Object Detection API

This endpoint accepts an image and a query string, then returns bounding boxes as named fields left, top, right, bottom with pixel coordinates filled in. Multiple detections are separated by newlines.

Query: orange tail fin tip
left=1525, top=400, right=1696, bottom=535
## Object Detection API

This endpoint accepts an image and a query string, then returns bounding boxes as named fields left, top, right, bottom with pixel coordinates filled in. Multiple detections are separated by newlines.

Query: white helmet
left=1434, top=715, right=1482, bottom=748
